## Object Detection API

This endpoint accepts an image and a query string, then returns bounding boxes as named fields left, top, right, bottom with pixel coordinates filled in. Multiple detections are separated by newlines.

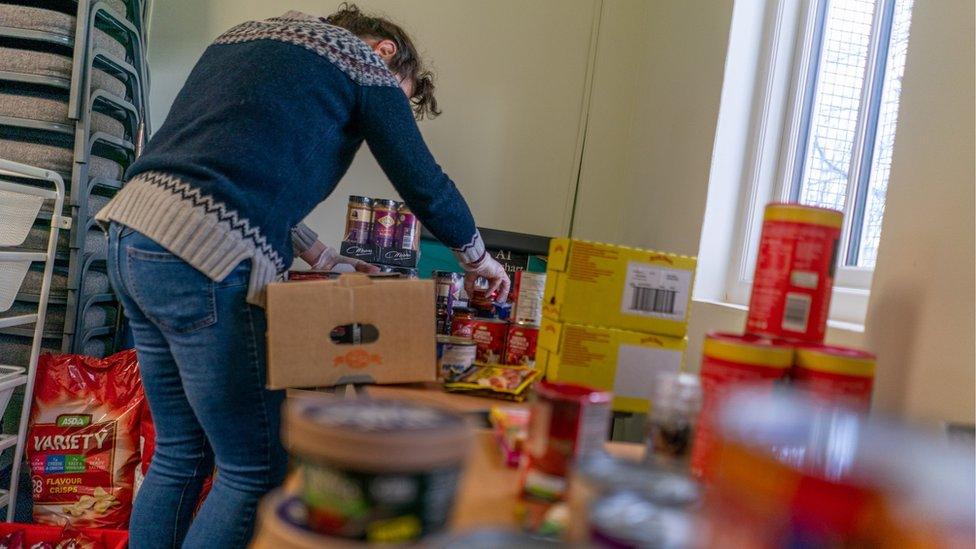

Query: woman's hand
left=303, top=241, right=379, bottom=273
left=462, top=254, right=511, bottom=302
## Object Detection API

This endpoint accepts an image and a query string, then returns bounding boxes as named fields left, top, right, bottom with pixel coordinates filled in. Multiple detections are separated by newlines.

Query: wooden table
left=286, top=384, right=643, bottom=531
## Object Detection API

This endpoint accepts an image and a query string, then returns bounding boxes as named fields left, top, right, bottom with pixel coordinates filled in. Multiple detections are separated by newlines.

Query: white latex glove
left=306, top=243, right=379, bottom=274
left=462, top=253, right=511, bottom=302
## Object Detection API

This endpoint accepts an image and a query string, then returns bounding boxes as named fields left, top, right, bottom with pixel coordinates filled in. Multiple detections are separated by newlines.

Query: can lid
left=536, top=380, right=612, bottom=404
left=253, top=490, right=364, bottom=548
left=795, top=345, right=876, bottom=377
left=348, top=195, right=372, bottom=205
left=764, top=203, right=844, bottom=229
left=285, top=398, right=472, bottom=471
left=703, top=332, right=794, bottom=368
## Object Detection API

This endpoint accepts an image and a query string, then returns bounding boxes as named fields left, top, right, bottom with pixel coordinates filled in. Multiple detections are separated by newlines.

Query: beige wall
left=145, top=1, right=974, bottom=423
left=146, top=0, right=601, bottom=245
left=863, top=0, right=975, bottom=425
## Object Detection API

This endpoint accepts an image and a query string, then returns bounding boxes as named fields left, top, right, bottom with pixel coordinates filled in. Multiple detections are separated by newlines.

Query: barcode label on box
left=782, top=292, right=811, bottom=332
left=621, top=263, right=691, bottom=321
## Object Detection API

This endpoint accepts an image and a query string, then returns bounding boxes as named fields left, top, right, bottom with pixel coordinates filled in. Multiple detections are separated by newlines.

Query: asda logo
left=56, top=415, right=91, bottom=427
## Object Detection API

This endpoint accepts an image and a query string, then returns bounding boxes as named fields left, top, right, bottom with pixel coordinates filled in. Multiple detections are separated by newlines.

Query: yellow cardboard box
left=538, top=317, right=687, bottom=413
left=542, top=238, right=696, bottom=337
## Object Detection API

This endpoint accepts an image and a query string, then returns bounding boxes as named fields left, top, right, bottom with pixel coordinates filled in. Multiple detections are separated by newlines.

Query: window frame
left=725, top=0, right=905, bottom=326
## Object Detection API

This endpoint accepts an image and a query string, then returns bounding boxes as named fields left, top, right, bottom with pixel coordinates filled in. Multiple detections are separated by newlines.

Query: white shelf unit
left=0, top=159, right=70, bottom=522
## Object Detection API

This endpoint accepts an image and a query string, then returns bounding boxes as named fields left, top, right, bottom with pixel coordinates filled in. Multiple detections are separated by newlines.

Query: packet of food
left=444, top=365, right=540, bottom=401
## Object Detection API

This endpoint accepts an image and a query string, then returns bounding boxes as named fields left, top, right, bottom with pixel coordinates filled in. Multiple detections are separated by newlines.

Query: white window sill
left=692, top=298, right=865, bottom=334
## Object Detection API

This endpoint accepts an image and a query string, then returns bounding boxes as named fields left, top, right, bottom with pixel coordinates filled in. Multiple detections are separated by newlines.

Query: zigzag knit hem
left=95, top=171, right=283, bottom=306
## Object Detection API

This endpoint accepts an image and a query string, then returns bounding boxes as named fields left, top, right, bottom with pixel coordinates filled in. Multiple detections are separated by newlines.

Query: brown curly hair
left=326, top=3, right=441, bottom=120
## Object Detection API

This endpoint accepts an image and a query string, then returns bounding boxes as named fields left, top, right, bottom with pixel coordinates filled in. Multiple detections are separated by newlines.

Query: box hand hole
left=329, top=324, right=379, bottom=345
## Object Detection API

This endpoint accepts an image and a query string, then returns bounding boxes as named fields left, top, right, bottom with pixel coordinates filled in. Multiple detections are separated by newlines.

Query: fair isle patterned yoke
left=214, top=12, right=400, bottom=88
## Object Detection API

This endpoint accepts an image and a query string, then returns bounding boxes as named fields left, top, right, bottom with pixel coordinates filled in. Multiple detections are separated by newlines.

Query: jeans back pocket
left=124, top=246, right=217, bottom=333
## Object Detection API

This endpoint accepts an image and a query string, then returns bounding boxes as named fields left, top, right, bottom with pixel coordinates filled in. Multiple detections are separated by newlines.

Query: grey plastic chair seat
left=0, top=333, right=58, bottom=366
left=0, top=138, right=123, bottom=180
left=0, top=47, right=126, bottom=98
left=0, top=92, right=126, bottom=138
left=17, top=225, right=108, bottom=258
left=0, top=4, right=128, bottom=60
left=2, top=299, right=116, bottom=334
left=21, top=265, right=109, bottom=301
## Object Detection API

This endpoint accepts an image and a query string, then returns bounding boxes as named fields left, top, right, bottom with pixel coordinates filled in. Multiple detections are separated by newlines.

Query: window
left=727, top=0, right=914, bottom=324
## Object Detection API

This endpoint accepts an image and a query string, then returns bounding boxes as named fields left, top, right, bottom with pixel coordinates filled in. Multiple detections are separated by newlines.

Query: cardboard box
left=543, top=238, right=696, bottom=337
left=538, top=317, right=687, bottom=413
left=266, top=274, right=436, bottom=388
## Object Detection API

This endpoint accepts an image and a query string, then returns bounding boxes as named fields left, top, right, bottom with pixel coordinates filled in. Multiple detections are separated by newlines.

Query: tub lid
left=703, top=332, right=794, bottom=368
left=285, top=398, right=473, bottom=471
left=252, top=489, right=365, bottom=548
left=795, top=345, right=876, bottom=377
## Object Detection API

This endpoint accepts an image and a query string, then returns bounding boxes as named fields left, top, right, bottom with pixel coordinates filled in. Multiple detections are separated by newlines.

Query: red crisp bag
left=27, top=350, right=144, bottom=529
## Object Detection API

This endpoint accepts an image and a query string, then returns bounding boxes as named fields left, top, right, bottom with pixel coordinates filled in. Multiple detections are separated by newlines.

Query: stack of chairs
left=0, top=0, right=150, bottom=520
left=0, top=0, right=150, bottom=363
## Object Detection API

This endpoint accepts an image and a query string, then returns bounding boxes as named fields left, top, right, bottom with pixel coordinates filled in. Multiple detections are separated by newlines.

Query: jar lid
left=703, top=332, right=794, bottom=368
left=285, top=398, right=472, bottom=471
left=348, top=195, right=372, bottom=205
left=445, top=336, right=475, bottom=346
left=795, top=344, right=876, bottom=377
left=764, top=203, right=844, bottom=229
left=372, top=199, right=399, bottom=208
left=536, top=381, right=612, bottom=405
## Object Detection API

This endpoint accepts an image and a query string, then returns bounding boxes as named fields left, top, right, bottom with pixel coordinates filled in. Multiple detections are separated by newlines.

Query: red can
left=746, top=203, right=843, bottom=344
left=450, top=308, right=476, bottom=338
left=471, top=319, right=508, bottom=364
left=470, top=280, right=497, bottom=317
left=691, top=333, right=793, bottom=479
left=504, top=323, right=539, bottom=366
left=793, top=345, right=875, bottom=411
left=520, top=382, right=611, bottom=503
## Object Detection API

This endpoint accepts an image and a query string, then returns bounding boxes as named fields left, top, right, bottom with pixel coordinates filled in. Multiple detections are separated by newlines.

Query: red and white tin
left=746, top=203, right=843, bottom=344
left=504, top=323, right=539, bottom=366
left=471, top=319, right=508, bottom=364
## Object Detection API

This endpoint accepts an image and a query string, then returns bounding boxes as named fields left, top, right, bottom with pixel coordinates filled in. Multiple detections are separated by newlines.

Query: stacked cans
left=435, top=270, right=546, bottom=367
left=343, top=195, right=421, bottom=252
left=689, top=203, right=877, bottom=479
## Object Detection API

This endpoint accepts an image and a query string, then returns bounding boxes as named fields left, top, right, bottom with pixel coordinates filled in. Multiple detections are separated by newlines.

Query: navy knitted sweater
left=97, top=12, right=484, bottom=304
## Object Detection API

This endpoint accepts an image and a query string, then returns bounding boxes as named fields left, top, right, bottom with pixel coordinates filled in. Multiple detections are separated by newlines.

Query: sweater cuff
left=291, top=223, right=319, bottom=255
left=452, top=232, right=487, bottom=267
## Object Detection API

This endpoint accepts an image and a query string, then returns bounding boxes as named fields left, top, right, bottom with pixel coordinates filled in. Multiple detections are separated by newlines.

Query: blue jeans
left=106, top=223, right=287, bottom=548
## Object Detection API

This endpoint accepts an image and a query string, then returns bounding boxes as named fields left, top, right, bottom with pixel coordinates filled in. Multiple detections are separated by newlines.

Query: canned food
left=434, top=271, right=462, bottom=335
left=450, top=308, right=476, bottom=338
left=588, top=491, right=694, bottom=548
left=284, top=399, right=472, bottom=543
left=513, top=271, right=546, bottom=325
left=471, top=319, right=508, bottom=364
left=568, top=453, right=700, bottom=543
left=369, top=199, right=399, bottom=248
left=438, top=336, right=477, bottom=381
left=691, top=333, right=792, bottom=479
left=746, top=203, right=843, bottom=344
left=793, top=344, right=875, bottom=410
left=504, top=323, right=539, bottom=366
left=470, top=279, right=497, bottom=317
left=343, top=195, right=373, bottom=245
left=396, top=204, right=420, bottom=252
left=520, top=381, right=611, bottom=503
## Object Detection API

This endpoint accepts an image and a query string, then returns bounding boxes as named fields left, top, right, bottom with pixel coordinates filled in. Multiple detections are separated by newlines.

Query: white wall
left=145, top=0, right=600, bottom=246
left=863, top=0, right=975, bottom=425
